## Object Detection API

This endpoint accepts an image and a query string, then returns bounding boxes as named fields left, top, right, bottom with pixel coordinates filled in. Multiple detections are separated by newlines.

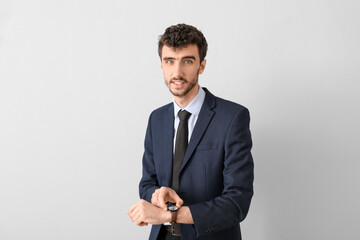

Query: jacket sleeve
left=138, top=113, right=159, bottom=202
left=188, top=107, right=254, bottom=237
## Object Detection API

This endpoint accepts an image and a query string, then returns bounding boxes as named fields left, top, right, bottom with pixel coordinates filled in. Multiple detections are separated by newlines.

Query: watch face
left=168, top=205, right=178, bottom=211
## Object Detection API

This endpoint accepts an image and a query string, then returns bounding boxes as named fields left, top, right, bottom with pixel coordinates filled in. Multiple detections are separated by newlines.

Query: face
left=161, top=44, right=206, bottom=99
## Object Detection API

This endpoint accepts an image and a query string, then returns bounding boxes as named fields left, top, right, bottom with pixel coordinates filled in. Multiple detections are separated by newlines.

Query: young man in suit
left=128, top=24, right=254, bottom=240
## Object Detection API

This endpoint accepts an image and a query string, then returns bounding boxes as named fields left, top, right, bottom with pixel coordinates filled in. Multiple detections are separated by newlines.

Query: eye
left=165, top=60, right=173, bottom=64
left=184, top=59, right=193, bottom=64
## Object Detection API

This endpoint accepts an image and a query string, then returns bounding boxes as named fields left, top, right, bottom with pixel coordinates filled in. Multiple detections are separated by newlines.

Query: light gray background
left=1, top=0, right=359, bottom=239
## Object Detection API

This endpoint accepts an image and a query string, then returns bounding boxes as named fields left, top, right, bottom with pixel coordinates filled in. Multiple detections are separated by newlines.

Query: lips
left=171, top=78, right=187, bottom=86
left=173, top=81, right=184, bottom=85
left=171, top=81, right=186, bottom=89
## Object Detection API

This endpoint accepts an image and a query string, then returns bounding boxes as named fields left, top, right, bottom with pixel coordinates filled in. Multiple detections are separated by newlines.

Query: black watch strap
left=170, top=210, right=178, bottom=224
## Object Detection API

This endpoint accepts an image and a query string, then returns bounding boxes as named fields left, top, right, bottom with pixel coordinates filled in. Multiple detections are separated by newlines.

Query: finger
left=134, top=217, right=144, bottom=226
left=151, top=193, right=159, bottom=207
left=152, top=189, right=159, bottom=200
left=152, top=199, right=159, bottom=208
left=139, top=222, right=148, bottom=227
left=152, top=188, right=162, bottom=205
left=158, top=190, right=168, bottom=210
left=129, top=210, right=137, bottom=222
left=151, top=197, right=156, bottom=206
left=133, top=207, right=146, bottom=226
left=132, top=209, right=142, bottom=224
left=151, top=192, right=156, bottom=204
left=176, top=198, right=184, bottom=208
left=132, top=201, right=141, bottom=212
left=167, top=190, right=183, bottom=208
left=128, top=202, right=138, bottom=216
left=170, top=192, right=183, bottom=208
left=130, top=205, right=141, bottom=222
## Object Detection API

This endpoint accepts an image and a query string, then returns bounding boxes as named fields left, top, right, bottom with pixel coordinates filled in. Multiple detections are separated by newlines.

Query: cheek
left=189, top=68, right=200, bottom=77
left=164, top=71, right=172, bottom=80
left=161, top=70, right=169, bottom=79
left=162, top=67, right=172, bottom=77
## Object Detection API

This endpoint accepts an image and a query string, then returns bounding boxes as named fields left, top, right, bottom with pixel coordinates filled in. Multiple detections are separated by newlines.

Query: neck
left=174, top=85, right=199, bottom=108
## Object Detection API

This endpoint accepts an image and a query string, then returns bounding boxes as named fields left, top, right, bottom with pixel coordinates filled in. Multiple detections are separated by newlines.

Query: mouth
left=170, top=79, right=187, bottom=87
left=173, top=81, right=184, bottom=85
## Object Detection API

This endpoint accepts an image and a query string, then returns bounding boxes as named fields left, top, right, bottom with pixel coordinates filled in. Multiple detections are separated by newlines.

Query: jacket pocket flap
left=196, top=143, right=218, bottom=151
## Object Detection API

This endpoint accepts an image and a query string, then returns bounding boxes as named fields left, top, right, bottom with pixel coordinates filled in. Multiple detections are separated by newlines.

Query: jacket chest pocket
left=196, top=143, right=218, bottom=151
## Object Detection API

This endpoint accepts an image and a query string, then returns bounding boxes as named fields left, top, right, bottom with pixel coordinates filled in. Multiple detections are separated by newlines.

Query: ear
left=198, top=59, right=207, bottom=74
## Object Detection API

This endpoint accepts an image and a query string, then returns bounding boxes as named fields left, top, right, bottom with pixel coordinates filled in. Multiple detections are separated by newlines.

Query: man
left=128, top=24, right=254, bottom=240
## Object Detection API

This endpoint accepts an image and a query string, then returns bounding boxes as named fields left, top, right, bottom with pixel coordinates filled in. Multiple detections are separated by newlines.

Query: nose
left=173, top=62, right=183, bottom=79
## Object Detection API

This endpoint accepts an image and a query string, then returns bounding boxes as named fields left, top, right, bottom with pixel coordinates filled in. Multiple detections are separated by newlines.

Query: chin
left=170, top=90, right=186, bottom=97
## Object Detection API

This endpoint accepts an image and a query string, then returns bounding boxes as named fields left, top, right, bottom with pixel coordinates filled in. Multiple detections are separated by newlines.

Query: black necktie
left=172, top=110, right=191, bottom=193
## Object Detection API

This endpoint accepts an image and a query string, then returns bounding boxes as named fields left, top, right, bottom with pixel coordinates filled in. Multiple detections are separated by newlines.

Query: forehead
left=162, top=44, right=200, bottom=60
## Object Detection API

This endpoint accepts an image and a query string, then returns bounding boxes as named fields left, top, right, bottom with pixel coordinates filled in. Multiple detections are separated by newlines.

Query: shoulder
left=147, top=102, right=173, bottom=122
left=215, top=96, right=248, bottom=113
left=204, top=88, right=250, bottom=117
left=214, top=97, right=251, bottom=126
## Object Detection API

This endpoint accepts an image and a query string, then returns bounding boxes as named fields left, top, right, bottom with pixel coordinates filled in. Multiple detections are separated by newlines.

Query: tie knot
left=178, top=110, right=191, bottom=121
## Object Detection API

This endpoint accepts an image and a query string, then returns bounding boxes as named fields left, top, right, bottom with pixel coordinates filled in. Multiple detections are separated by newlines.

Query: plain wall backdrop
left=1, top=0, right=359, bottom=239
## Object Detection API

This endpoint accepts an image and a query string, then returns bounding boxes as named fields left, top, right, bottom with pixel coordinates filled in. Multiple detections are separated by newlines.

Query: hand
left=128, top=199, right=170, bottom=226
left=151, top=186, right=184, bottom=210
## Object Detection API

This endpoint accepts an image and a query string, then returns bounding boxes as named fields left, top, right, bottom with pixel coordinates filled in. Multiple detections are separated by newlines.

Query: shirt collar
left=173, top=86, right=206, bottom=118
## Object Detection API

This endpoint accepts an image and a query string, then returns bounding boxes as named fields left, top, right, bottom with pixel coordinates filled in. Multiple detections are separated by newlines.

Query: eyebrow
left=182, top=56, right=196, bottom=60
left=162, top=56, right=197, bottom=61
left=163, top=57, right=175, bottom=61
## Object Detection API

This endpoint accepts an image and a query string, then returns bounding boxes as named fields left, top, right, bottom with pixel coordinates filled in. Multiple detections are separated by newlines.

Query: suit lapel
left=164, top=105, right=174, bottom=187
left=180, top=89, right=216, bottom=172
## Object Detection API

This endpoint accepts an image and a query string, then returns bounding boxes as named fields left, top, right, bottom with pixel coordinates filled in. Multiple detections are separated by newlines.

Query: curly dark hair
left=158, top=24, right=208, bottom=62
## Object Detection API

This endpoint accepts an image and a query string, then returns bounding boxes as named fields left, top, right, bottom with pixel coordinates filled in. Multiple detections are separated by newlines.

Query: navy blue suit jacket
left=139, top=88, right=254, bottom=240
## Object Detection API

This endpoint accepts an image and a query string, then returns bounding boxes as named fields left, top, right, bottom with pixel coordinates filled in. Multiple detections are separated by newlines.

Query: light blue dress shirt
left=173, top=86, right=206, bottom=144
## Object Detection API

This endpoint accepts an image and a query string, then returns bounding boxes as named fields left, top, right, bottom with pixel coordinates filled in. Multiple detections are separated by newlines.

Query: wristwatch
left=167, top=204, right=179, bottom=225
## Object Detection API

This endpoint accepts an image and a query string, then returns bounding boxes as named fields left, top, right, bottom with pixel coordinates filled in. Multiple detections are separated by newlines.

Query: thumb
left=168, top=191, right=183, bottom=208
left=176, top=198, right=184, bottom=208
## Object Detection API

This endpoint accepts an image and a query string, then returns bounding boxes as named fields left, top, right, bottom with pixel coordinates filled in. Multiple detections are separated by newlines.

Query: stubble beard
left=165, top=70, right=200, bottom=97
left=166, top=77, right=198, bottom=97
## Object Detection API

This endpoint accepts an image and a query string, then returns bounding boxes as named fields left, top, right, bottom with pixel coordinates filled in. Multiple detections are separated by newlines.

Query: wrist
left=177, top=206, right=194, bottom=224
left=162, top=208, right=172, bottom=223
